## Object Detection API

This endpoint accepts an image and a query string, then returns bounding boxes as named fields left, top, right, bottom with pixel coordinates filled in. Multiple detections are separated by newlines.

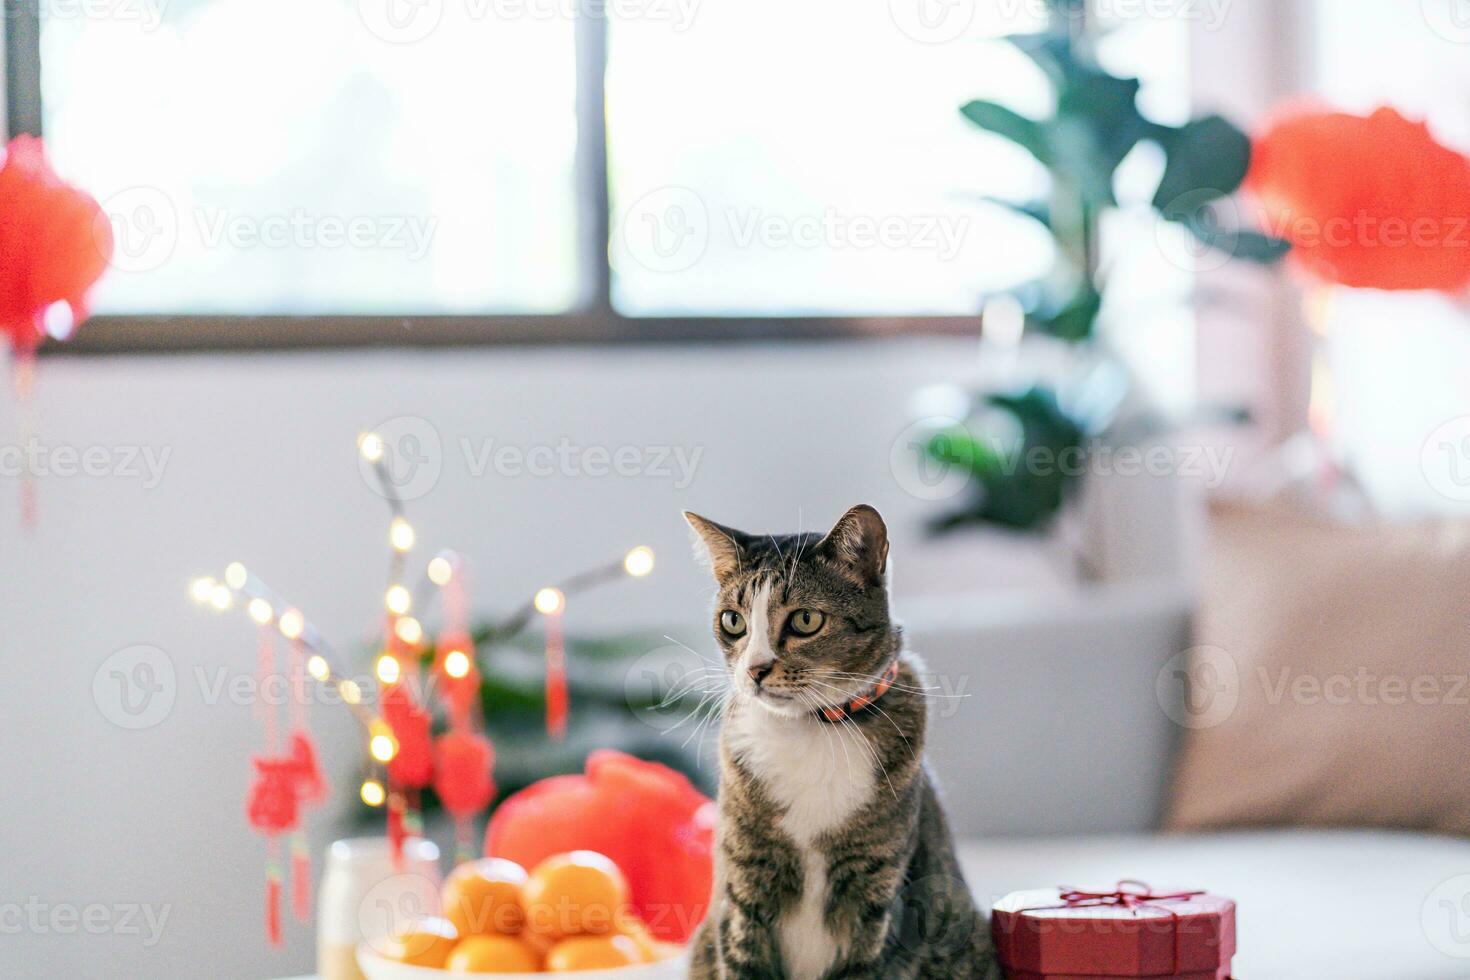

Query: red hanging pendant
left=0, top=136, right=114, bottom=528
left=543, top=598, right=567, bottom=740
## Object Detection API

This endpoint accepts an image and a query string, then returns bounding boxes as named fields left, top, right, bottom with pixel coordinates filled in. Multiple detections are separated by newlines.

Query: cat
left=684, top=505, right=1004, bottom=980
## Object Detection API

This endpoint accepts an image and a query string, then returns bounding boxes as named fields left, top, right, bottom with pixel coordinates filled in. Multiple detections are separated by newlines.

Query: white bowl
left=356, top=943, right=691, bottom=979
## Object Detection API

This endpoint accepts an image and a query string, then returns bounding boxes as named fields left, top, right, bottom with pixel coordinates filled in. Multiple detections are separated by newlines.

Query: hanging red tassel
left=247, top=761, right=297, bottom=946
left=434, top=630, right=479, bottom=731
left=14, top=354, right=36, bottom=528
left=543, top=596, right=567, bottom=740
left=257, top=627, right=277, bottom=750
left=266, top=865, right=282, bottom=947
left=291, top=835, right=311, bottom=922
left=387, top=789, right=406, bottom=866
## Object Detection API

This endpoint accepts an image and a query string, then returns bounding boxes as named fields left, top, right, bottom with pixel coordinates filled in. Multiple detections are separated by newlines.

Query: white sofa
left=959, top=830, right=1470, bottom=979
left=911, top=586, right=1470, bottom=979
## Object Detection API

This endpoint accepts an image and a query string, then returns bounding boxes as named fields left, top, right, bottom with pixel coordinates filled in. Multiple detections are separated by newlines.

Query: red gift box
left=992, top=881, right=1235, bottom=980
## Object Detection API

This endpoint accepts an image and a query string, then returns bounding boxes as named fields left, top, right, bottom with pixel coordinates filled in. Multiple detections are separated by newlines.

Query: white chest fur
left=724, top=707, right=878, bottom=979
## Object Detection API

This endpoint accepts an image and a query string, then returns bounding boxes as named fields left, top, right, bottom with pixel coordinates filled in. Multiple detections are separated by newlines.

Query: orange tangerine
left=615, top=915, right=659, bottom=962
left=650, top=940, right=686, bottom=961
left=544, top=934, right=642, bottom=971
left=443, top=857, right=529, bottom=937
left=521, top=851, right=630, bottom=939
left=519, top=926, right=555, bottom=959
left=378, top=916, right=459, bottom=968
left=446, top=934, right=542, bottom=974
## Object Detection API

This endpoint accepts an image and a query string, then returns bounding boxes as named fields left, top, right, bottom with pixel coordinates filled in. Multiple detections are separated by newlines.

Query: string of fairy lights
left=189, top=430, right=656, bottom=812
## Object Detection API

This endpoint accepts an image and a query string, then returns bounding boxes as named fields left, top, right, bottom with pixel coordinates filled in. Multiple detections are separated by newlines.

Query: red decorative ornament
left=0, top=136, right=112, bottom=353
left=245, top=756, right=301, bottom=947
left=287, top=730, right=328, bottom=807
left=434, top=630, right=481, bottom=729
left=433, top=730, right=495, bottom=818
left=382, top=683, right=433, bottom=789
left=486, top=750, right=715, bottom=943
left=246, top=757, right=301, bottom=835
left=0, top=135, right=113, bottom=525
left=542, top=598, right=568, bottom=741
left=1247, top=106, right=1470, bottom=292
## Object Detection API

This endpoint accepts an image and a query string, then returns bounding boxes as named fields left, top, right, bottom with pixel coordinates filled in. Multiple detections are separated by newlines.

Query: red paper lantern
left=1246, top=106, right=1470, bottom=292
left=433, top=730, right=495, bottom=818
left=485, top=750, right=714, bottom=942
left=0, top=136, right=113, bottom=352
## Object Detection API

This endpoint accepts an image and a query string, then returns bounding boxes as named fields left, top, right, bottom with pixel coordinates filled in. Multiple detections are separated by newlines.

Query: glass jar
left=317, top=836, right=441, bottom=980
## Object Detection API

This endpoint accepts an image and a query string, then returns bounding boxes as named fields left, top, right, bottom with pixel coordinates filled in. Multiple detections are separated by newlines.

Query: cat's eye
left=719, top=610, right=747, bottom=637
left=788, top=609, right=825, bottom=636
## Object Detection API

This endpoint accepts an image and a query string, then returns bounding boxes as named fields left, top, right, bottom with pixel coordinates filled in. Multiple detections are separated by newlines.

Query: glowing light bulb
left=443, top=649, right=471, bottom=679
left=224, top=562, right=248, bottom=590
left=307, top=655, right=329, bottom=682
left=189, top=577, right=216, bottom=604
left=43, top=300, right=75, bottom=341
left=393, top=616, right=423, bottom=646
left=389, top=518, right=415, bottom=553
left=369, top=727, right=397, bottom=763
left=623, top=546, right=655, bottom=578
left=375, top=654, right=401, bottom=685
left=385, top=585, right=412, bottom=616
left=533, top=587, right=564, bottom=615
left=278, top=609, right=305, bottom=640
left=247, top=598, right=274, bottom=625
left=358, top=432, right=385, bottom=463
left=210, top=585, right=233, bottom=611
left=427, top=556, right=453, bottom=586
left=360, top=779, right=386, bottom=807
left=339, top=679, right=362, bottom=705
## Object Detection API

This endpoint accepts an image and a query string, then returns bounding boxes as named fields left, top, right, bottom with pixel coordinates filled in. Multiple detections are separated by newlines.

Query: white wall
left=5, top=338, right=1182, bottom=978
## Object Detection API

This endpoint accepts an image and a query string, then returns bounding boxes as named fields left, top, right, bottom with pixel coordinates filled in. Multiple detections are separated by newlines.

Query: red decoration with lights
left=190, top=431, right=658, bottom=946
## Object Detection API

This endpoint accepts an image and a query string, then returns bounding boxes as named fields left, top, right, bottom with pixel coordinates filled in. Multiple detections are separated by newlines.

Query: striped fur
left=684, top=507, right=1004, bottom=980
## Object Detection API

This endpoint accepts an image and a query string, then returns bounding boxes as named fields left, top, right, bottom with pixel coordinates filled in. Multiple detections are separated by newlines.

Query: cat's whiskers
left=697, top=687, right=735, bottom=767
left=813, top=668, right=964, bottom=700
left=654, top=666, right=728, bottom=709
left=800, top=676, right=914, bottom=755
left=796, top=689, right=859, bottom=788
left=658, top=687, right=721, bottom=740
left=826, top=700, right=900, bottom=802
left=677, top=687, right=730, bottom=750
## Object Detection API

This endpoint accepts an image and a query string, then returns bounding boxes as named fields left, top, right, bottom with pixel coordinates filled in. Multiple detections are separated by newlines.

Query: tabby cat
left=684, top=505, right=1004, bottom=980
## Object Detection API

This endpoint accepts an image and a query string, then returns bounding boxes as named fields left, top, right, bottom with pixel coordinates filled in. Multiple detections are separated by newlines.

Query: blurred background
left=3, top=1, right=1470, bottom=977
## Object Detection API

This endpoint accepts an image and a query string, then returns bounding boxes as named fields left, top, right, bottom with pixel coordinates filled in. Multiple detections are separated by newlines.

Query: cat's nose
left=747, top=661, right=774, bottom=687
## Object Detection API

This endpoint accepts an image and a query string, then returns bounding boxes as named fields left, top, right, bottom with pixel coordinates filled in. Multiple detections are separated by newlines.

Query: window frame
left=4, top=1, right=981, bottom=354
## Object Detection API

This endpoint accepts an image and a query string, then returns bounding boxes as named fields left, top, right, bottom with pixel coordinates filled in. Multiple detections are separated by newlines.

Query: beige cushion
left=1166, top=501, right=1470, bottom=836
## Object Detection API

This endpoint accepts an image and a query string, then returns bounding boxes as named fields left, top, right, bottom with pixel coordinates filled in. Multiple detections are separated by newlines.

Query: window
left=8, top=0, right=1188, bottom=347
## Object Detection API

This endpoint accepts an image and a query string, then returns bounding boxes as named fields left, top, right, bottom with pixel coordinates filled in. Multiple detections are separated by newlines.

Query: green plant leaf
left=1045, top=117, right=1119, bottom=207
left=960, top=100, right=1052, bottom=165
left=1032, top=287, right=1102, bottom=342
left=981, top=196, right=1053, bottom=227
left=1152, top=115, right=1252, bottom=212
left=1180, top=216, right=1293, bottom=263
left=925, top=427, right=1004, bottom=480
left=1005, top=30, right=1073, bottom=87
left=1057, top=71, right=1141, bottom=137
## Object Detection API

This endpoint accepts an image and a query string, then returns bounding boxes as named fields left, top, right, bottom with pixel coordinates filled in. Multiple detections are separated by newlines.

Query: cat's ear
left=683, top=511, right=749, bottom=581
left=818, top=504, right=889, bottom=586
